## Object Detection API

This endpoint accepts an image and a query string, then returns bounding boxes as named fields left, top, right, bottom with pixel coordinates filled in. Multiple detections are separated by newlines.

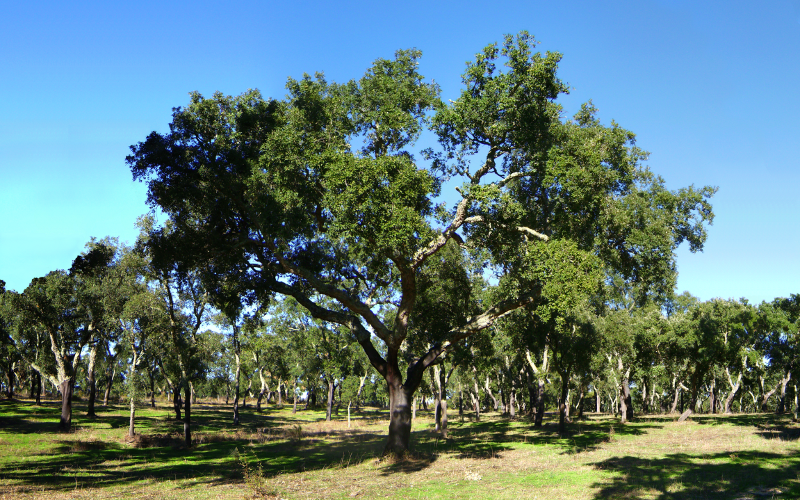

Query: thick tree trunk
left=59, top=377, right=75, bottom=431
left=86, top=344, right=97, bottom=417
left=509, top=385, right=516, bottom=418
left=384, top=369, right=412, bottom=455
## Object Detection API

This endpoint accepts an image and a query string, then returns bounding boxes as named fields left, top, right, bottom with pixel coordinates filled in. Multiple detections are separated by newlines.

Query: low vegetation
left=1, top=398, right=798, bottom=499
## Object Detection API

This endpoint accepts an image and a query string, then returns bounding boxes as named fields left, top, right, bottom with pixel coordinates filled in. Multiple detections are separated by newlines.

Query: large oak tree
left=128, top=33, right=714, bottom=453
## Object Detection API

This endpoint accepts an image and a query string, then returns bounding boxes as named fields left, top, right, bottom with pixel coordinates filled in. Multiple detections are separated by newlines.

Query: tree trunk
left=354, top=372, right=366, bottom=411
left=793, top=383, right=798, bottom=421
left=761, top=384, right=779, bottom=411
left=534, top=379, right=546, bottom=427
left=326, top=379, right=335, bottom=422
left=485, top=376, right=498, bottom=411
left=776, top=372, right=791, bottom=414
left=709, top=379, right=717, bottom=414
left=33, top=371, right=42, bottom=405
left=128, top=392, right=136, bottom=437
left=86, top=344, right=97, bottom=417
left=5, top=363, right=14, bottom=399
left=233, top=352, right=241, bottom=426
left=433, top=366, right=442, bottom=432
left=183, top=381, right=192, bottom=447
left=558, top=374, right=570, bottom=433
left=292, top=378, right=298, bottom=414
left=384, top=368, right=412, bottom=455
left=59, top=377, right=75, bottom=431
left=621, top=373, right=633, bottom=421
left=103, top=368, right=116, bottom=406
left=595, top=385, right=601, bottom=413
left=619, top=385, right=628, bottom=424
left=724, top=368, right=741, bottom=414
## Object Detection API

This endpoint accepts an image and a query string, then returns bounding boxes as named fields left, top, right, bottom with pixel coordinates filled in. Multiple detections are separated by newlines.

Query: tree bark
left=183, top=380, right=192, bottom=447
left=103, top=367, right=116, bottom=406
left=485, top=376, right=498, bottom=411
left=724, top=367, right=741, bottom=414
left=292, top=378, right=298, bottom=414
left=5, top=363, right=14, bottom=399
left=59, top=377, right=75, bottom=431
left=233, top=352, right=241, bottom=426
left=776, top=371, right=791, bottom=414
left=86, top=344, right=97, bottom=417
left=325, top=378, right=335, bottom=422
left=384, top=367, right=412, bottom=455
left=558, top=373, right=570, bottom=433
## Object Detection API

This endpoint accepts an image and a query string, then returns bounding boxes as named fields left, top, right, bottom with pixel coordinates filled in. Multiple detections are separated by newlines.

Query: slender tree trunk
left=292, top=378, right=298, bottom=414
left=469, top=367, right=481, bottom=422
left=534, top=379, right=546, bottom=427
left=5, top=363, right=14, bottom=399
left=326, top=379, right=335, bottom=422
left=85, top=344, right=97, bottom=416
left=103, top=368, right=116, bottom=406
left=793, top=383, right=798, bottom=421
left=173, top=386, right=182, bottom=420
left=355, top=373, right=367, bottom=411
left=558, top=374, right=570, bottom=433
left=433, top=366, right=442, bottom=431
left=761, top=383, right=779, bottom=411
left=485, top=376, right=498, bottom=411
left=724, top=368, right=741, bottom=414
left=577, top=386, right=585, bottom=419
left=641, top=377, right=648, bottom=414
left=183, top=380, right=192, bottom=447
left=776, top=372, right=791, bottom=414
left=233, top=352, right=241, bottom=426
left=595, top=384, right=601, bottom=413
left=277, top=380, right=283, bottom=407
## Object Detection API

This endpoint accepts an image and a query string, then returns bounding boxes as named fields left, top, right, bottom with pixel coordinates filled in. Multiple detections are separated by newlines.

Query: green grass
left=1, top=398, right=799, bottom=499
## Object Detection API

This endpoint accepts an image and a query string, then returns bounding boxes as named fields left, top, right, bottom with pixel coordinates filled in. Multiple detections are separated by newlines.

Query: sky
left=1, top=0, right=798, bottom=304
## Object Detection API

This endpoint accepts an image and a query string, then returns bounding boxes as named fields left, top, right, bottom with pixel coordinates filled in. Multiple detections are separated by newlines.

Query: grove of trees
left=1, top=32, right=797, bottom=456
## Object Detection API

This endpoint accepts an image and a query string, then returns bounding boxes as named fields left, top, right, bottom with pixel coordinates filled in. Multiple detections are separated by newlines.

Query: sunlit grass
left=1, top=397, right=799, bottom=499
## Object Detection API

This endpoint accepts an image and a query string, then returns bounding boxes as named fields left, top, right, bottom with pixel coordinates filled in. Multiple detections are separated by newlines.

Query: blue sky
left=1, top=0, right=798, bottom=304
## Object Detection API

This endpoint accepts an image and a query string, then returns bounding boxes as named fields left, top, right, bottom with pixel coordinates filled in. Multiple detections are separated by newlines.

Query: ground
left=0, top=398, right=798, bottom=499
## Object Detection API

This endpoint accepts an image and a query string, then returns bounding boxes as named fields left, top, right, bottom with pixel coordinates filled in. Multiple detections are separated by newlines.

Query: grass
left=1, top=398, right=799, bottom=499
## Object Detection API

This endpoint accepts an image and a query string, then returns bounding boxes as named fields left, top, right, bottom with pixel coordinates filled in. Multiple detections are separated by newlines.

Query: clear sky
left=1, top=0, right=798, bottom=304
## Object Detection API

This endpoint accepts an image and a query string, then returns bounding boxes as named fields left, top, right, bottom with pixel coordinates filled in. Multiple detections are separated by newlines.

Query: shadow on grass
left=592, top=450, right=800, bottom=499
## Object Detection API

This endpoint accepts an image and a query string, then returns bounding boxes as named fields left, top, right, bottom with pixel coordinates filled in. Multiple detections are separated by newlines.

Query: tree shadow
left=591, top=450, right=800, bottom=499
